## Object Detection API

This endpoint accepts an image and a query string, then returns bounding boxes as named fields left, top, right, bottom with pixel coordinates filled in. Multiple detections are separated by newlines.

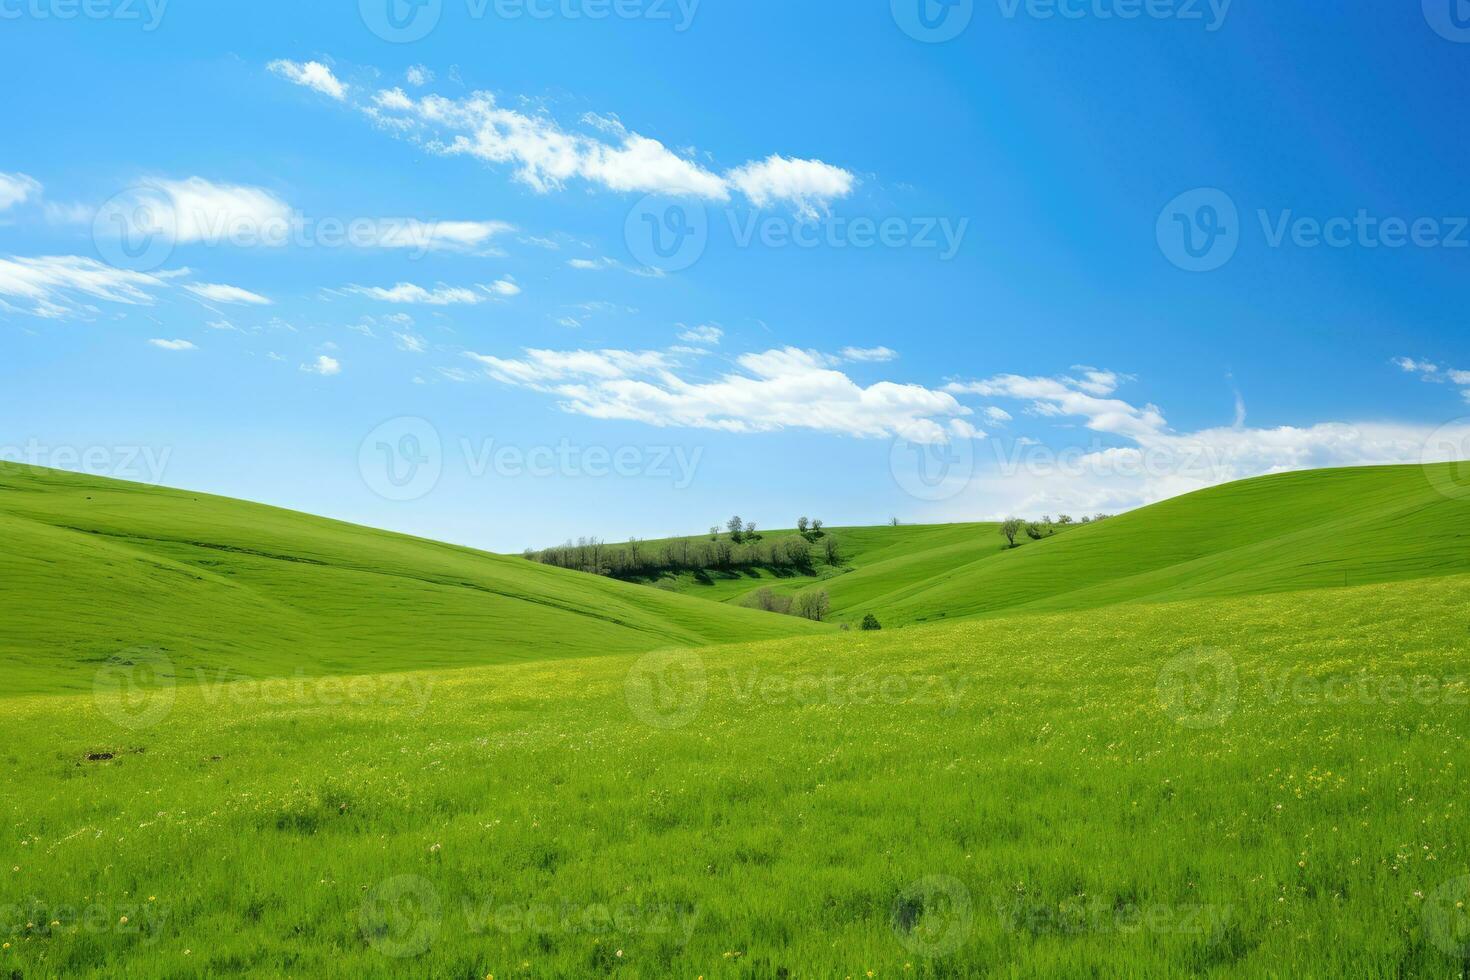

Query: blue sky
left=3, top=0, right=1469, bottom=552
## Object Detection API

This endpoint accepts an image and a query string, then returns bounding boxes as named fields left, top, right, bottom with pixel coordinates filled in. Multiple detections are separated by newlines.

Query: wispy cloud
left=678, top=324, right=723, bottom=345
left=1395, top=356, right=1470, bottom=402
left=841, top=346, right=898, bottom=363
left=0, top=255, right=174, bottom=319
left=270, top=63, right=857, bottom=213
left=0, top=173, right=41, bottom=212
left=465, top=345, right=970, bottom=443
left=933, top=364, right=1470, bottom=519
left=341, top=282, right=490, bottom=305
left=269, top=59, right=347, bottom=100
left=185, top=282, right=272, bottom=305
left=148, top=338, right=196, bottom=351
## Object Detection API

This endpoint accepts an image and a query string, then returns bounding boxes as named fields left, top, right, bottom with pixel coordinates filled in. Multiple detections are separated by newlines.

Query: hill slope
left=591, top=521, right=1051, bottom=607
left=849, top=463, right=1470, bottom=626
left=0, top=463, right=826, bottom=696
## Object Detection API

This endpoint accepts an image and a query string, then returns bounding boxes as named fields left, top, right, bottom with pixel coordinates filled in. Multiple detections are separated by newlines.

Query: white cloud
left=0, top=255, right=172, bottom=319
left=983, top=406, right=1013, bottom=423
left=488, top=277, right=521, bottom=296
left=97, top=179, right=508, bottom=255
left=1394, top=356, right=1438, bottom=376
left=185, top=282, right=272, bottom=305
left=120, top=177, right=293, bottom=245
left=343, top=282, right=485, bottom=305
left=301, top=355, right=341, bottom=376
left=933, top=365, right=1470, bottom=520
left=678, top=324, right=723, bottom=345
left=148, top=338, right=196, bottom=351
left=567, top=256, right=664, bottom=278
left=394, top=331, right=427, bottom=353
left=840, top=346, right=897, bottom=363
left=269, top=59, right=347, bottom=100
left=0, top=173, right=41, bottom=211
left=347, top=81, right=855, bottom=212
left=406, top=65, right=434, bottom=87
left=1395, top=355, right=1470, bottom=402
left=359, top=218, right=514, bottom=252
left=727, top=155, right=857, bottom=219
left=466, top=345, right=970, bottom=443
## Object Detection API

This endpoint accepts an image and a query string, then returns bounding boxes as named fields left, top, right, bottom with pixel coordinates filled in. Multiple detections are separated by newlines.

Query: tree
left=1000, top=518, right=1025, bottom=548
left=811, top=519, right=824, bottom=534
left=1056, top=514, right=1074, bottom=525
left=744, top=587, right=792, bottom=615
left=709, top=526, right=720, bottom=540
left=860, top=613, right=882, bottom=631
left=744, top=520, right=758, bottom=539
left=823, top=535, right=842, bottom=566
left=793, top=589, right=831, bottom=622
left=797, top=516, right=810, bottom=534
left=727, top=515, right=744, bottom=543
left=1025, top=522, right=1044, bottom=541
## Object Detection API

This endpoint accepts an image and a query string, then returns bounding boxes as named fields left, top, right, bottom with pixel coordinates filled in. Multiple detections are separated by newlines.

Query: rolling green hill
left=612, top=464, right=1470, bottom=629
left=3, top=461, right=1469, bottom=973
left=586, top=521, right=1045, bottom=607
left=0, top=463, right=826, bottom=696
left=845, top=463, right=1470, bottom=626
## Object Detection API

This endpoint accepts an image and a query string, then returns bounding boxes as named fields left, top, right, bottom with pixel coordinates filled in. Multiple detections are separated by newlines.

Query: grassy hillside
left=0, top=463, right=825, bottom=696
left=3, top=571, right=1467, bottom=975
left=617, top=464, right=1470, bottom=629
left=852, top=463, right=1470, bottom=626
left=585, top=520, right=1058, bottom=605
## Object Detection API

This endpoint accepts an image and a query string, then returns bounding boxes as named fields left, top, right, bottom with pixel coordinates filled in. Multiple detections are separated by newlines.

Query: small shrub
left=860, top=614, right=882, bottom=631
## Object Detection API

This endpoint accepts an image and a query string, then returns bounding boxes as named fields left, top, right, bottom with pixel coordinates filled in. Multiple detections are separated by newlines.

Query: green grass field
left=3, top=461, right=1470, bottom=976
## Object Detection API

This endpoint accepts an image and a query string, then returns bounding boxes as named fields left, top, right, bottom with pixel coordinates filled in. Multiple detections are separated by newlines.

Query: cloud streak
left=268, top=64, right=859, bottom=212
left=465, top=345, right=970, bottom=443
